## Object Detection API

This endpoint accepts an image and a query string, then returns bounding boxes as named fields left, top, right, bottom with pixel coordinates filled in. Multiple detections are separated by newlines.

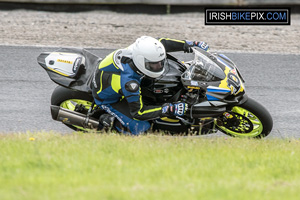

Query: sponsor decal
left=231, top=68, right=237, bottom=75
left=61, top=117, right=70, bottom=123
left=57, top=59, right=73, bottom=64
left=125, top=80, right=139, bottom=92
left=187, top=86, right=200, bottom=90
left=154, top=89, right=163, bottom=94
left=130, top=83, right=138, bottom=90
left=224, top=112, right=233, bottom=119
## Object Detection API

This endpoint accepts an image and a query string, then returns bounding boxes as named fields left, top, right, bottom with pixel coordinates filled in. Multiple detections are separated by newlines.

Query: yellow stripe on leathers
left=159, top=38, right=185, bottom=43
left=98, top=51, right=119, bottom=70
left=97, top=71, right=104, bottom=94
left=138, top=93, right=161, bottom=116
left=111, top=74, right=121, bottom=93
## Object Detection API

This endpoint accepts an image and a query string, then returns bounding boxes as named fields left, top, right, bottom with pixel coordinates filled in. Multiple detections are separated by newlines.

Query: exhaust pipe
left=51, top=105, right=99, bottom=129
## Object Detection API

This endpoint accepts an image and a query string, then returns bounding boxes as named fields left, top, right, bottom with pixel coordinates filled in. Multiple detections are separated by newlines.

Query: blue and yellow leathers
left=92, top=38, right=189, bottom=135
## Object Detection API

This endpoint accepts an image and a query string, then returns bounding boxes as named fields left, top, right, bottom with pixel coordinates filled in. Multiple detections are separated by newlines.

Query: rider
left=91, top=36, right=209, bottom=135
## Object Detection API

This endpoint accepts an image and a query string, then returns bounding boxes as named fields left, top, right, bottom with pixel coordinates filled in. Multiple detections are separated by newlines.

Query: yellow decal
left=57, top=59, right=73, bottom=64
left=160, top=117, right=180, bottom=123
left=218, top=67, right=244, bottom=95
left=187, top=86, right=200, bottom=90
left=62, top=118, right=70, bottom=123
left=219, top=67, right=231, bottom=90
left=47, top=67, right=69, bottom=77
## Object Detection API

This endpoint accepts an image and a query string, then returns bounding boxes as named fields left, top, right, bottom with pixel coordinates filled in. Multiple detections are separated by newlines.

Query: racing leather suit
left=91, top=38, right=191, bottom=135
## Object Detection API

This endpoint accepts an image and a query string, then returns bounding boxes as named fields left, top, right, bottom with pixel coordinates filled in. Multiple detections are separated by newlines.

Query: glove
left=185, top=40, right=209, bottom=52
left=194, top=41, right=209, bottom=51
left=183, top=41, right=194, bottom=53
left=161, top=102, right=188, bottom=117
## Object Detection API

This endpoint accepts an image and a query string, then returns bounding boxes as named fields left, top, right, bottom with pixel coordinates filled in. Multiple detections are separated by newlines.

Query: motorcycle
left=37, top=47, right=273, bottom=138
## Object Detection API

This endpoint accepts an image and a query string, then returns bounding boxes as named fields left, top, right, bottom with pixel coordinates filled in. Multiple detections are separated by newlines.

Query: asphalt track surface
left=0, top=46, right=299, bottom=138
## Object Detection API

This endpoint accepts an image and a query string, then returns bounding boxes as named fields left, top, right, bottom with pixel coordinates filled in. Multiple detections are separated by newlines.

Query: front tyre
left=216, top=97, right=273, bottom=138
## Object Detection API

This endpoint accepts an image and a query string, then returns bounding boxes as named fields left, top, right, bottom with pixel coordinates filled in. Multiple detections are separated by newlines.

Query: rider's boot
left=97, top=114, right=115, bottom=131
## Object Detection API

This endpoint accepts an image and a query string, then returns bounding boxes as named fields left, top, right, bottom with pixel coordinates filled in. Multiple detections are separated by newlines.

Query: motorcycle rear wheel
left=51, top=86, right=97, bottom=131
left=216, top=97, right=273, bottom=138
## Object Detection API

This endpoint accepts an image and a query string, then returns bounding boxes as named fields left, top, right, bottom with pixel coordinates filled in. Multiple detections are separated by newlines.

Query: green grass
left=0, top=132, right=300, bottom=200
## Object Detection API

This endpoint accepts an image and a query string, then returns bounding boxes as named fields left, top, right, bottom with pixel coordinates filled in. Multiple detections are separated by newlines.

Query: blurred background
left=0, top=0, right=299, bottom=13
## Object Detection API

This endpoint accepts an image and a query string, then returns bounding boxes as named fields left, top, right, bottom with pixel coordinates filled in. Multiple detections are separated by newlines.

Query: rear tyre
left=51, top=86, right=94, bottom=105
left=216, top=97, right=273, bottom=138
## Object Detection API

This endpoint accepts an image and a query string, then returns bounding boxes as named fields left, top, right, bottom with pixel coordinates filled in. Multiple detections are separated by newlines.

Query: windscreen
left=182, top=50, right=225, bottom=83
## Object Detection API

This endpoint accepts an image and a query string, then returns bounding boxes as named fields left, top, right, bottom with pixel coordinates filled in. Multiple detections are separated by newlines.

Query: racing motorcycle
left=37, top=47, right=273, bottom=138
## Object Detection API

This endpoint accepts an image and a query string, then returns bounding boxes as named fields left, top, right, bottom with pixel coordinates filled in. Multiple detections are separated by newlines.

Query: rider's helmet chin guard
left=132, top=36, right=166, bottom=78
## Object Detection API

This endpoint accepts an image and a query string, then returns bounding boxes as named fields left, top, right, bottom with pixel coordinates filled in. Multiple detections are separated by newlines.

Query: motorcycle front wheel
left=216, top=97, right=273, bottom=138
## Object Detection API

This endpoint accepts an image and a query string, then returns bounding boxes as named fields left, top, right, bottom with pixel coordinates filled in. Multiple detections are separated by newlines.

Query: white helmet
left=132, top=36, right=166, bottom=78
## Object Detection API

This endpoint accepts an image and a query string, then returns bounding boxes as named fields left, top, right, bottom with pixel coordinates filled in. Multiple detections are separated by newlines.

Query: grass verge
left=0, top=132, right=299, bottom=200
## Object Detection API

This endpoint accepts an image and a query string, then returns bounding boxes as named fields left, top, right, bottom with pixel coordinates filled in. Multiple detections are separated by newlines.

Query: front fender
left=230, top=94, right=248, bottom=107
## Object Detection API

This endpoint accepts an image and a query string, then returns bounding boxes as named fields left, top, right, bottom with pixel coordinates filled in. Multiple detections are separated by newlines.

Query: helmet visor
left=145, top=58, right=165, bottom=73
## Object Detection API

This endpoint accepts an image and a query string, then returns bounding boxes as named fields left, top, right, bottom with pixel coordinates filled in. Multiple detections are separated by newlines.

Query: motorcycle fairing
left=38, top=48, right=101, bottom=93
left=206, top=86, right=231, bottom=101
left=44, top=52, right=85, bottom=78
left=218, top=66, right=245, bottom=96
left=206, top=66, right=245, bottom=102
left=181, top=48, right=245, bottom=103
